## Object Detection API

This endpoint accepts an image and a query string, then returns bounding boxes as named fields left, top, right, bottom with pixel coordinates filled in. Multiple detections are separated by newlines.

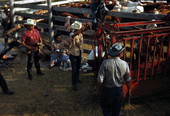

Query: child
left=50, top=33, right=70, bottom=70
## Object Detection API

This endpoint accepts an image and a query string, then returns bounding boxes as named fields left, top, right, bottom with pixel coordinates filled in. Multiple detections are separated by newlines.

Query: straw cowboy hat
left=70, top=21, right=82, bottom=30
left=108, top=42, right=125, bottom=57
left=24, top=19, right=36, bottom=26
left=2, top=4, right=9, bottom=9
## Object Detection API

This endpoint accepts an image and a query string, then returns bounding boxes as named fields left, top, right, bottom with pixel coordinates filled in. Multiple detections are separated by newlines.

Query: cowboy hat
left=70, top=21, right=82, bottom=30
left=2, top=4, right=9, bottom=8
left=108, top=42, right=125, bottom=57
left=24, top=19, right=36, bottom=26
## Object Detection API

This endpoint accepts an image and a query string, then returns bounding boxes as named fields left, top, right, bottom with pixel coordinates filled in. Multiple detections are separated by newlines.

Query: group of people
left=21, top=19, right=93, bottom=90
left=0, top=3, right=132, bottom=116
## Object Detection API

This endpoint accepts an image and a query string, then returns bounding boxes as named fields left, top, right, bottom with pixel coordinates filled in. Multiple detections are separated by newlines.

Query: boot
left=72, top=85, right=78, bottom=91
left=4, top=89, right=14, bottom=95
left=27, top=71, right=32, bottom=80
left=36, top=65, right=45, bottom=75
left=37, top=69, right=45, bottom=75
left=37, top=71, right=45, bottom=75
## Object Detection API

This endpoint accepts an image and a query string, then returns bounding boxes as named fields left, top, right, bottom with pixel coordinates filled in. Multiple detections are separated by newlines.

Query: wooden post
left=47, top=0, right=54, bottom=43
left=9, top=0, right=18, bottom=40
left=9, top=0, right=15, bottom=27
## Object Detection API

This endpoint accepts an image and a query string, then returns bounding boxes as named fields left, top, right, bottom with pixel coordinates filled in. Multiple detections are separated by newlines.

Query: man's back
left=97, top=57, right=131, bottom=88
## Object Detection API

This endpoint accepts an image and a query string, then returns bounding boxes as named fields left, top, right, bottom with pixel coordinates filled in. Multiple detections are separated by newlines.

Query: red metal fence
left=96, top=20, right=170, bottom=82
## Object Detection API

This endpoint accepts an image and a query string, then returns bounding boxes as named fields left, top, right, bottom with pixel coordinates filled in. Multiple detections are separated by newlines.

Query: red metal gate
left=95, top=20, right=170, bottom=82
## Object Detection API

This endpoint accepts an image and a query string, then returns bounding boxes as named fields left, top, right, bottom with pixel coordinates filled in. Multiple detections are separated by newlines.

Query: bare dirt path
left=0, top=50, right=170, bottom=116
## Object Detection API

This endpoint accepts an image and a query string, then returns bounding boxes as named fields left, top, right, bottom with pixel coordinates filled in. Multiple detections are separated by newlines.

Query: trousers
left=69, top=54, right=81, bottom=86
left=27, top=51, right=41, bottom=72
left=101, top=87, right=123, bottom=116
left=0, top=72, right=9, bottom=93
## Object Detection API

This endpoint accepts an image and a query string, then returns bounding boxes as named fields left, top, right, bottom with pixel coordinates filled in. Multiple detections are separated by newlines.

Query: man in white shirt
left=69, top=21, right=91, bottom=91
left=96, top=42, right=131, bottom=116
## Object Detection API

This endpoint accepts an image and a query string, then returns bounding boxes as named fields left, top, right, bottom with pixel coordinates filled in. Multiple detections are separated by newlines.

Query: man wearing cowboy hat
left=21, top=19, right=44, bottom=80
left=69, top=21, right=92, bottom=91
left=0, top=4, right=11, bottom=32
left=96, top=42, right=131, bottom=116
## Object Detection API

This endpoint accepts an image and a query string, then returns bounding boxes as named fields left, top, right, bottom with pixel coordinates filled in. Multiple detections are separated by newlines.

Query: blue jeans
left=51, top=53, right=69, bottom=66
left=51, top=53, right=69, bottom=62
left=69, top=54, right=81, bottom=86
left=27, top=51, right=41, bottom=72
left=101, top=87, right=123, bottom=116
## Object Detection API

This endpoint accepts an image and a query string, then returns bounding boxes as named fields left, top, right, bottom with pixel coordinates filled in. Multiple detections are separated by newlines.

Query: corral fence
left=97, top=21, right=170, bottom=81
left=1, top=0, right=170, bottom=80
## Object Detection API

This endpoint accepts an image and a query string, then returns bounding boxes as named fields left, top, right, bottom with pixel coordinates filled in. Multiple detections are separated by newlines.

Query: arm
left=96, top=82, right=103, bottom=96
left=21, top=33, right=34, bottom=50
left=63, top=40, right=69, bottom=48
left=51, top=41, right=55, bottom=52
left=125, top=80, right=131, bottom=98
left=75, top=34, right=83, bottom=49
left=96, top=61, right=105, bottom=95
left=39, top=37, right=43, bottom=45
left=123, top=63, right=132, bottom=98
left=36, top=30, right=43, bottom=45
left=21, top=41, right=34, bottom=50
left=71, top=22, right=92, bottom=38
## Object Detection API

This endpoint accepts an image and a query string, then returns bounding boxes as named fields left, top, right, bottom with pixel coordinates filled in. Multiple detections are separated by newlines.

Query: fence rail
left=96, top=21, right=170, bottom=81
left=1, top=1, right=170, bottom=79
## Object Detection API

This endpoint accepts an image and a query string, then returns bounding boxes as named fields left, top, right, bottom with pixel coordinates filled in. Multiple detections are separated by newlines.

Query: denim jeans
left=27, top=51, right=41, bottom=72
left=69, top=54, right=81, bottom=86
left=101, top=87, right=123, bottom=116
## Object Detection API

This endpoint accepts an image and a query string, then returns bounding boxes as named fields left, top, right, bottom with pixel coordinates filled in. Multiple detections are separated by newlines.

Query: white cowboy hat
left=70, top=21, right=82, bottom=30
left=2, top=4, right=9, bottom=8
left=108, top=42, right=125, bottom=57
left=24, top=19, right=36, bottom=26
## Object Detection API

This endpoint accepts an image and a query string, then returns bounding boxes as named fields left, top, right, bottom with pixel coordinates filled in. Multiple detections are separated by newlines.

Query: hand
left=28, top=46, right=36, bottom=51
left=86, top=22, right=92, bottom=27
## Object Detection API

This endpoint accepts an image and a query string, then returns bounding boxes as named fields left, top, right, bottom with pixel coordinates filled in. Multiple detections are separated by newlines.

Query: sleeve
left=80, top=34, right=83, bottom=46
left=123, top=62, right=131, bottom=82
left=51, top=40, right=55, bottom=51
left=63, top=40, right=69, bottom=47
left=97, top=61, right=106, bottom=83
left=70, top=32, right=76, bottom=46
left=69, top=31, right=74, bottom=39
left=76, top=34, right=83, bottom=52
left=35, top=29, right=42, bottom=42
left=21, top=32, right=26, bottom=43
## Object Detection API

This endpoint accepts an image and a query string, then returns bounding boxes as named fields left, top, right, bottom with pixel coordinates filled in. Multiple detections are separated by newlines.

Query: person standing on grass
left=0, top=72, right=14, bottom=95
left=69, top=21, right=92, bottom=91
left=0, top=4, right=11, bottom=32
left=21, top=19, right=44, bottom=80
left=96, top=42, right=131, bottom=116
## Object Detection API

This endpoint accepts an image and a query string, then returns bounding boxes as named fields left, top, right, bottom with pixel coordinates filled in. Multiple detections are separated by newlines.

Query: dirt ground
left=0, top=48, right=170, bottom=116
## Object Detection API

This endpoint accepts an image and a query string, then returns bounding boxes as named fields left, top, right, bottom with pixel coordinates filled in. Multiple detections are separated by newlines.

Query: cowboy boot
left=36, top=67, right=45, bottom=75
left=27, top=70, right=33, bottom=80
